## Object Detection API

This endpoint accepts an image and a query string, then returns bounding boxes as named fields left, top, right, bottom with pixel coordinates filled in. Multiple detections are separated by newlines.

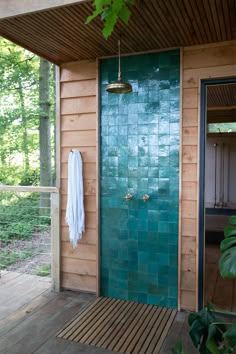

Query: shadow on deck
left=0, top=271, right=197, bottom=353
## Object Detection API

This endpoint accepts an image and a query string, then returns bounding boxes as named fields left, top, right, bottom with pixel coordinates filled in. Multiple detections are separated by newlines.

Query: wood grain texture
left=61, top=147, right=96, bottom=163
left=61, top=113, right=96, bottom=131
left=0, top=3, right=235, bottom=65
left=60, top=60, right=97, bottom=292
left=61, top=272, right=96, bottom=292
left=61, top=80, right=96, bottom=98
left=61, top=226, right=97, bottom=245
left=182, top=109, right=198, bottom=127
left=61, top=178, right=96, bottom=196
left=57, top=297, right=177, bottom=353
left=61, top=96, right=96, bottom=115
left=60, top=60, right=97, bottom=81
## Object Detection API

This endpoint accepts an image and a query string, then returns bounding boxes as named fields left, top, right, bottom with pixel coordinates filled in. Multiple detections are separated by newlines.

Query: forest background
left=0, top=38, right=55, bottom=272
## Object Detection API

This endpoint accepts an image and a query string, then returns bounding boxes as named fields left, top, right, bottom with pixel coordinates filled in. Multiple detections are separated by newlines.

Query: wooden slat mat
left=57, top=297, right=177, bottom=354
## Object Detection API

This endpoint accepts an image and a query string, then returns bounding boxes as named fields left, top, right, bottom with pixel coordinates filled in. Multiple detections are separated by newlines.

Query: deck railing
left=0, top=185, right=60, bottom=291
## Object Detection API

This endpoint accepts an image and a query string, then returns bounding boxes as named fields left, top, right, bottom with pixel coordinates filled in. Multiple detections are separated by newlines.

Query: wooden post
left=51, top=192, right=60, bottom=291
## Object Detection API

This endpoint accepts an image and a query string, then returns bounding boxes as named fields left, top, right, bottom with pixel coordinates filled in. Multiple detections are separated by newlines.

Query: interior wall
left=60, top=60, right=98, bottom=292
left=205, top=136, right=236, bottom=209
left=181, top=40, right=236, bottom=310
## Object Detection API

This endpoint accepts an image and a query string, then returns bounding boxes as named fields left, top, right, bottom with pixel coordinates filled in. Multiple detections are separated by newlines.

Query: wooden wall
left=60, top=60, right=98, bottom=293
left=181, top=40, right=236, bottom=310
left=59, top=41, right=236, bottom=310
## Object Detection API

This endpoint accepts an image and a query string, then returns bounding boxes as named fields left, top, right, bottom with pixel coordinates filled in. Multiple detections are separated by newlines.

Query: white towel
left=65, top=150, right=85, bottom=248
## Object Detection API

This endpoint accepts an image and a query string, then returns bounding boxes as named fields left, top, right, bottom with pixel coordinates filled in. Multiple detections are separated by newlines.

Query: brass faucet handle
left=123, top=193, right=133, bottom=200
left=142, top=194, right=150, bottom=202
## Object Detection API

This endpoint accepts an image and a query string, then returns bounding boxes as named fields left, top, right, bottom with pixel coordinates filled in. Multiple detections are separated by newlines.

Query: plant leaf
left=224, top=225, right=236, bottom=238
left=119, top=4, right=131, bottom=24
left=102, top=12, right=118, bottom=39
left=171, top=341, right=185, bottom=354
left=85, top=8, right=103, bottom=24
left=219, top=247, right=236, bottom=278
left=229, top=215, right=236, bottom=225
left=189, top=319, right=205, bottom=348
left=223, top=322, right=236, bottom=348
left=206, top=324, right=220, bottom=354
left=220, top=237, right=236, bottom=253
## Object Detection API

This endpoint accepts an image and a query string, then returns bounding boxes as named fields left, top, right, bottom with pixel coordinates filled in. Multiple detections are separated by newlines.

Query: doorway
left=200, top=79, right=236, bottom=312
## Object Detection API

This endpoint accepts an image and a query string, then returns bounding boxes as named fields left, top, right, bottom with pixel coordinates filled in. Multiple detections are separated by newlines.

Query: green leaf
left=189, top=319, right=205, bottom=348
left=224, top=225, right=236, bottom=238
left=119, top=4, right=131, bottom=24
left=188, top=312, right=200, bottom=326
left=85, top=8, right=103, bottom=24
left=220, top=237, right=236, bottom=253
left=229, top=215, right=236, bottom=225
left=85, top=0, right=136, bottom=38
left=172, top=341, right=185, bottom=354
left=111, top=0, right=124, bottom=14
left=223, top=322, right=236, bottom=348
left=94, top=0, right=111, bottom=11
left=102, top=12, right=119, bottom=39
left=206, top=324, right=220, bottom=354
left=101, top=6, right=113, bottom=20
left=219, top=247, right=236, bottom=278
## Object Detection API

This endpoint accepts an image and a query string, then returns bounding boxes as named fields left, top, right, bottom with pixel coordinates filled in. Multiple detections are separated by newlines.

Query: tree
left=39, top=58, right=51, bottom=209
left=0, top=38, right=55, bottom=187
left=0, top=38, right=40, bottom=185
left=86, top=0, right=136, bottom=38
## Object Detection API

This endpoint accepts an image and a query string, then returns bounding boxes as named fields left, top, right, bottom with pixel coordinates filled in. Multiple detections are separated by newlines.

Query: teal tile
left=100, top=50, right=180, bottom=309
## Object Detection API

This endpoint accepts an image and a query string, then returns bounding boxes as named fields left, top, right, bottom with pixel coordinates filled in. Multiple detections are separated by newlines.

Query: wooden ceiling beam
left=0, top=0, right=86, bottom=19
left=207, top=106, right=236, bottom=111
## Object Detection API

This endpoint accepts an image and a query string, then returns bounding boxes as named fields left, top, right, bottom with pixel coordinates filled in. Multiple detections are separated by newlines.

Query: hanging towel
left=66, top=150, right=85, bottom=248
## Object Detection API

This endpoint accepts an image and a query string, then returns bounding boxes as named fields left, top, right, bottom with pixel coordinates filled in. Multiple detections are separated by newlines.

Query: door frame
left=198, top=77, right=236, bottom=310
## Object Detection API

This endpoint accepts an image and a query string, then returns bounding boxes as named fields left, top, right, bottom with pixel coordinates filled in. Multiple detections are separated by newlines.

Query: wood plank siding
left=181, top=41, right=236, bottom=310
left=60, top=41, right=236, bottom=310
left=60, top=60, right=97, bottom=293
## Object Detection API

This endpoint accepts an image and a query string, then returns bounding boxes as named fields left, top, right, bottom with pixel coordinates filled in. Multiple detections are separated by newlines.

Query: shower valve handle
left=123, top=193, right=133, bottom=200
left=142, top=194, right=150, bottom=202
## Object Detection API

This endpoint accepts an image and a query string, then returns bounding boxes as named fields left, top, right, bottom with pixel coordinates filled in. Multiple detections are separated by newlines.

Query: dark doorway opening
left=199, top=79, right=236, bottom=312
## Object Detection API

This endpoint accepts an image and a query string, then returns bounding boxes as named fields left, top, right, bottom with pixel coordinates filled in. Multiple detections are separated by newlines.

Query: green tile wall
left=100, top=50, right=180, bottom=308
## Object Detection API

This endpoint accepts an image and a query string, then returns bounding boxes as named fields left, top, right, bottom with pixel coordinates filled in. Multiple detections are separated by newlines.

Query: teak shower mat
left=57, top=297, right=177, bottom=354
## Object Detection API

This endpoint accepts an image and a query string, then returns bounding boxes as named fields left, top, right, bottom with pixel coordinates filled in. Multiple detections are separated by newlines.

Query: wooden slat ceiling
left=0, top=0, right=235, bottom=65
left=207, top=84, right=236, bottom=107
left=207, top=83, right=236, bottom=123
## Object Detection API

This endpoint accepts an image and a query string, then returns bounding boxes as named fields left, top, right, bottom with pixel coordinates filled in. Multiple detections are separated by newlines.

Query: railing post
left=51, top=192, right=60, bottom=291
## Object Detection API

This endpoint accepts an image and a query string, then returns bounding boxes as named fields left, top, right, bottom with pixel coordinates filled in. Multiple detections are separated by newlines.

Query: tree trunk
left=18, top=80, right=30, bottom=173
left=39, top=58, right=51, bottom=210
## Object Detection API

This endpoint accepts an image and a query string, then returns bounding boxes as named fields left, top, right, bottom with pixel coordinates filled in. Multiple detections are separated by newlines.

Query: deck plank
left=58, top=297, right=178, bottom=354
left=0, top=271, right=200, bottom=354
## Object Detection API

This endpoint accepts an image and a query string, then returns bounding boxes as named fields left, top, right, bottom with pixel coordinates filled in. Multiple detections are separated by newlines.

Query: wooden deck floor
left=205, top=245, right=236, bottom=313
left=58, top=297, right=177, bottom=353
left=0, top=271, right=197, bottom=354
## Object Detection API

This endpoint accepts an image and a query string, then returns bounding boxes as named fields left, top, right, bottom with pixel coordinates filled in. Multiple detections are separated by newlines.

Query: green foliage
left=0, top=192, right=50, bottom=242
left=36, top=264, right=51, bottom=277
left=172, top=341, right=185, bottom=354
left=174, top=304, right=236, bottom=354
left=188, top=303, right=225, bottom=353
left=86, top=0, right=136, bottom=38
left=0, top=165, right=39, bottom=186
left=219, top=216, right=236, bottom=278
left=176, top=303, right=236, bottom=354
left=0, top=38, right=56, bottom=187
left=0, top=249, right=32, bottom=269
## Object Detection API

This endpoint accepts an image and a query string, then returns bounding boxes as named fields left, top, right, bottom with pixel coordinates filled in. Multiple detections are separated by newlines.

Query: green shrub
left=0, top=249, right=32, bottom=269
left=0, top=192, right=50, bottom=242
